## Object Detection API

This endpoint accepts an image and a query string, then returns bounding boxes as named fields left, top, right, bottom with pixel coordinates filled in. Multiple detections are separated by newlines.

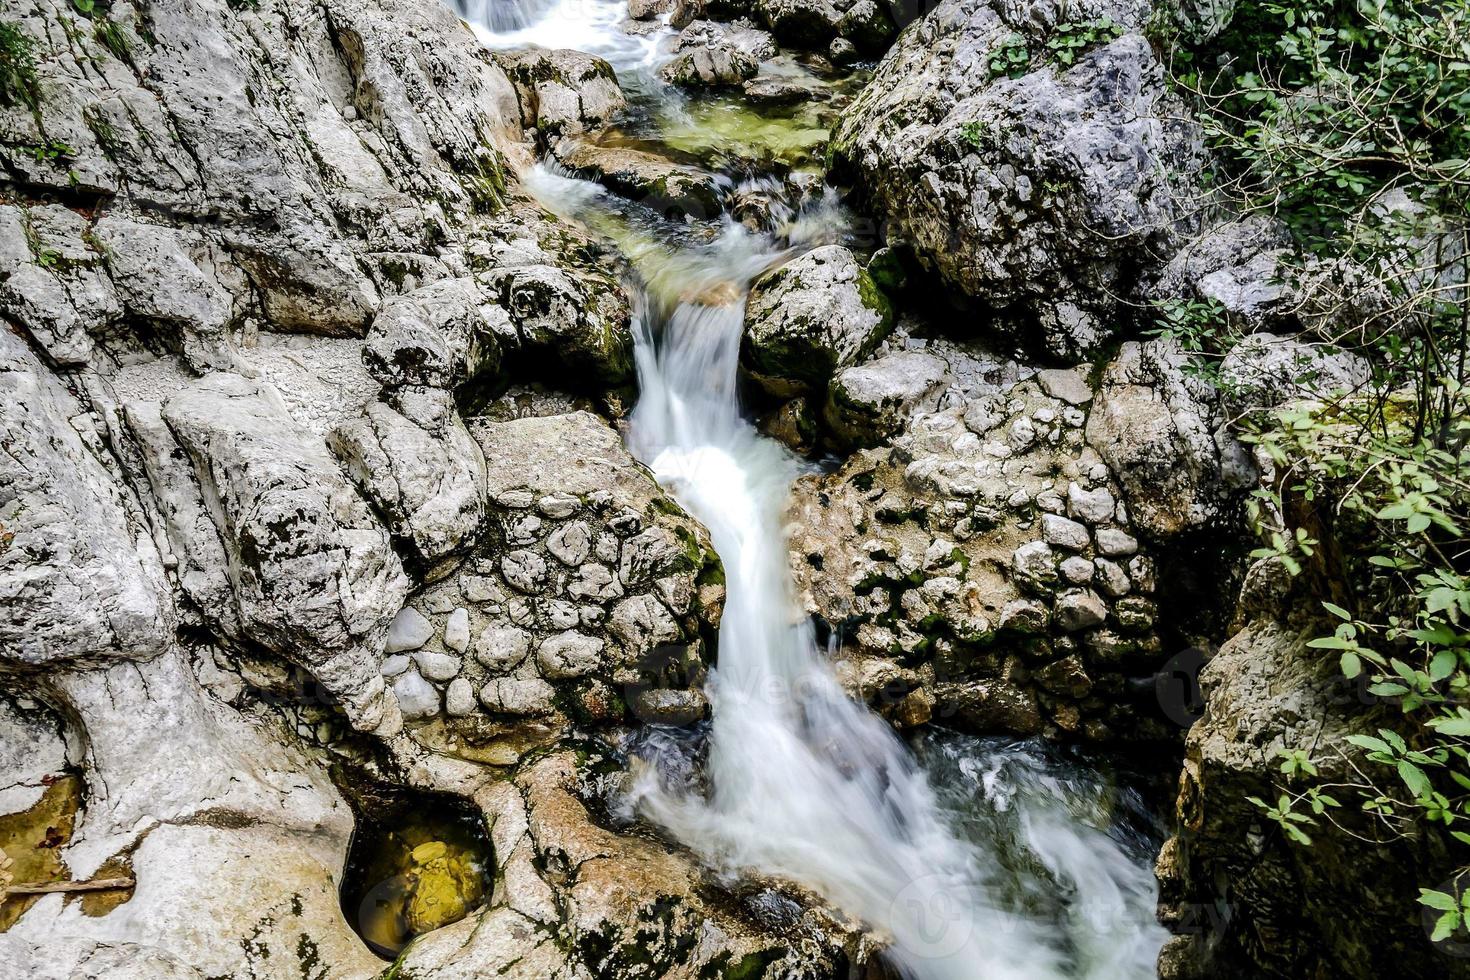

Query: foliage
left=958, top=120, right=986, bottom=152
left=987, top=32, right=1030, bottom=79
left=0, top=19, right=39, bottom=111
left=1045, top=16, right=1125, bottom=67
left=1153, top=0, right=1470, bottom=933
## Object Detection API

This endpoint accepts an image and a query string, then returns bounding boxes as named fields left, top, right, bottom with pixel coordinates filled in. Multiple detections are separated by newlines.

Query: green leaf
left=1398, top=760, right=1433, bottom=797
left=1323, top=602, right=1352, bottom=620
left=1432, top=909, right=1461, bottom=942
left=1429, top=717, right=1470, bottom=737
left=1422, top=889, right=1461, bottom=911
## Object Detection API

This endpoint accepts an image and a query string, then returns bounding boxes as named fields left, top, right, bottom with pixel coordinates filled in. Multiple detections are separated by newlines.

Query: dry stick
left=1, top=878, right=135, bottom=898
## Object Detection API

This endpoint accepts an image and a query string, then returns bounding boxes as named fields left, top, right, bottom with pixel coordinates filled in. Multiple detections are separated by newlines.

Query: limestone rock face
left=1155, top=568, right=1453, bottom=980
left=0, top=329, right=173, bottom=669
left=371, top=411, right=724, bottom=730
left=659, top=20, right=776, bottom=88
left=742, top=245, right=895, bottom=396
left=1086, top=339, right=1253, bottom=539
left=786, top=335, right=1168, bottom=742
left=153, top=373, right=410, bottom=732
left=494, top=48, right=628, bottom=148
left=830, top=0, right=1203, bottom=360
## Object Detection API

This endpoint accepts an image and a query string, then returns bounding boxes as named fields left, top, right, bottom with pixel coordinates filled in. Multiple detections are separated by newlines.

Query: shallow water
left=459, top=3, right=1168, bottom=976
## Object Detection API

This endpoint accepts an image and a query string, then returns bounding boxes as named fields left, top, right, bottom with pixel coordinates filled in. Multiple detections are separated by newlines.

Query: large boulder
left=150, top=373, right=410, bottom=732
left=830, top=0, right=1203, bottom=360
left=1086, top=339, right=1253, bottom=539
left=493, top=48, right=627, bottom=150
left=659, top=20, right=776, bottom=89
left=741, top=245, right=895, bottom=396
left=553, top=141, right=726, bottom=220
left=755, top=0, right=896, bottom=54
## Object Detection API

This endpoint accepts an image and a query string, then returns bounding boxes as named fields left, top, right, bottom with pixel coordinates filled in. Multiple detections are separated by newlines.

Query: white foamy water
left=460, top=3, right=1168, bottom=976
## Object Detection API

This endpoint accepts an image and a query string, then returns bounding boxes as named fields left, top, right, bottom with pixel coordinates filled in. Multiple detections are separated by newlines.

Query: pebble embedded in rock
left=445, top=677, right=476, bottom=717
left=475, top=625, right=531, bottom=672
left=381, top=654, right=411, bottom=677
left=1067, top=482, right=1115, bottom=524
left=443, top=608, right=471, bottom=654
left=414, top=650, right=463, bottom=682
left=1041, top=514, right=1090, bottom=551
left=386, top=607, right=435, bottom=653
left=394, top=669, right=441, bottom=720
left=1037, top=368, right=1093, bottom=406
left=1060, top=555, right=1094, bottom=584
left=1096, top=527, right=1139, bottom=556
left=1054, top=589, right=1108, bottom=632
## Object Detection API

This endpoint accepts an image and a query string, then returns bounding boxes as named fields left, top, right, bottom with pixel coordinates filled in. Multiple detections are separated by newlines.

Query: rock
left=828, top=37, right=859, bottom=65
left=387, top=607, right=436, bottom=653
left=476, top=625, right=532, bottom=672
left=1150, top=215, right=1293, bottom=329
left=937, top=678, right=1042, bottom=734
left=1054, top=589, right=1107, bottom=631
left=414, top=650, right=463, bottom=682
left=395, top=669, right=442, bottom=720
left=157, top=373, right=409, bottom=732
left=743, top=74, right=817, bottom=104
left=742, top=245, right=895, bottom=396
left=628, top=0, right=701, bottom=26
left=554, top=140, right=724, bottom=219
left=362, top=278, right=508, bottom=390
left=1036, top=367, right=1093, bottom=405
left=660, top=21, right=774, bottom=88
left=1066, top=482, right=1115, bottom=524
left=330, top=398, right=488, bottom=570
left=445, top=677, right=477, bottom=717
left=0, top=330, right=173, bottom=668
left=536, top=631, right=605, bottom=679
left=1095, top=527, right=1139, bottom=556
left=1041, top=514, right=1090, bottom=551
left=1087, top=339, right=1252, bottom=539
left=1035, top=654, right=1092, bottom=698
left=824, top=350, right=950, bottom=448
left=1093, top=557, right=1131, bottom=597
left=479, top=677, right=557, bottom=716
left=1012, top=540, right=1058, bottom=586
left=830, top=2, right=1202, bottom=360
left=756, top=0, right=895, bottom=53
left=494, top=48, right=627, bottom=144
left=1219, top=332, right=1371, bottom=410
left=1059, top=555, right=1094, bottom=584
left=443, top=608, right=472, bottom=653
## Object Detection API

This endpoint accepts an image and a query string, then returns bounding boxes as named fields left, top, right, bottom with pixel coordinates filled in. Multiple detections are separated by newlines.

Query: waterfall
left=462, top=3, right=1168, bottom=975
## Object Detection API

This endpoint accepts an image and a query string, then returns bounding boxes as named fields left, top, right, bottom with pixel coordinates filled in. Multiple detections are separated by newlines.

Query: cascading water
left=463, top=3, right=1168, bottom=975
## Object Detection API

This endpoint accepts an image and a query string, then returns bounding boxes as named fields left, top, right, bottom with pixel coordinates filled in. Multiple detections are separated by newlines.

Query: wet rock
left=494, top=48, right=627, bottom=144
left=756, top=0, right=895, bottom=54
left=628, top=0, right=702, bottom=26
left=742, top=245, right=895, bottom=396
left=660, top=21, right=774, bottom=88
left=555, top=140, right=725, bottom=219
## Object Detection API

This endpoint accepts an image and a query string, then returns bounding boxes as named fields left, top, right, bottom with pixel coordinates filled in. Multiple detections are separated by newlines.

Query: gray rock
left=479, top=677, right=557, bottom=716
left=756, top=0, right=895, bottom=53
left=160, top=373, right=408, bottom=732
left=1093, top=558, right=1131, bottom=597
left=381, top=654, right=412, bottom=677
left=1060, top=555, right=1095, bottom=584
left=386, top=607, right=436, bottom=653
left=445, top=677, right=477, bottom=717
left=1087, top=339, right=1252, bottom=538
left=444, top=608, right=472, bottom=653
left=414, top=650, right=463, bottom=682
left=1012, top=540, right=1057, bottom=586
left=1219, top=332, right=1371, bottom=409
left=831, top=3, right=1202, bottom=360
left=1041, top=514, right=1090, bottom=551
left=742, top=245, right=895, bottom=396
left=555, top=140, right=724, bottom=219
left=824, top=350, right=950, bottom=448
left=1054, top=589, right=1108, bottom=631
left=329, top=398, right=487, bottom=569
left=1, top=330, right=173, bottom=668
left=494, top=48, right=627, bottom=143
left=1036, top=367, right=1093, bottom=405
left=394, top=669, right=441, bottom=721
left=536, top=631, right=605, bottom=679
left=1066, top=482, right=1115, bottom=524
left=1096, top=527, right=1139, bottom=556
left=476, top=624, right=532, bottom=672
left=660, top=21, right=774, bottom=88
left=362, top=278, right=508, bottom=390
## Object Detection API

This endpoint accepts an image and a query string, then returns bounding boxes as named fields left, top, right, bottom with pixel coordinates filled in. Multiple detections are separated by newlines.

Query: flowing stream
left=461, top=3, right=1168, bottom=975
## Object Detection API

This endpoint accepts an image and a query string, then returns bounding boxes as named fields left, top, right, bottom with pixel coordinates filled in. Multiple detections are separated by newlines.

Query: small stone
left=1096, top=527, right=1139, bottom=556
left=536, top=631, right=604, bottom=679
left=1128, top=555, right=1156, bottom=592
left=1066, top=482, right=1115, bottom=524
left=829, top=36, right=858, bottom=64
left=394, top=670, right=440, bottom=720
left=443, top=608, right=471, bottom=653
left=1054, top=589, right=1107, bottom=632
left=501, top=550, right=548, bottom=593
left=538, top=492, right=581, bottom=518
left=1012, top=541, right=1057, bottom=586
left=1035, top=655, right=1093, bottom=698
left=414, top=650, right=463, bottom=682
left=445, top=678, right=476, bottom=717
left=1115, top=596, right=1157, bottom=633
left=1036, top=367, right=1093, bottom=405
left=1041, top=514, right=1090, bottom=551
left=381, top=654, right=411, bottom=677
left=476, top=625, right=530, bottom=672
left=385, top=607, right=435, bottom=653
left=998, top=598, right=1048, bottom=634
left=1060, top=556, right=1094, bottom=584
left=1094, top=558, right=1131, bottom=597
left=1035, top=489, right=1065, bottom=514
left=547, top=521, right=593, bottom=566
left=1007, top=417, right=1036, bottom=451
left=629, top=688, right=708, bottom=725
left=479, top=677, right=556, bottom=716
